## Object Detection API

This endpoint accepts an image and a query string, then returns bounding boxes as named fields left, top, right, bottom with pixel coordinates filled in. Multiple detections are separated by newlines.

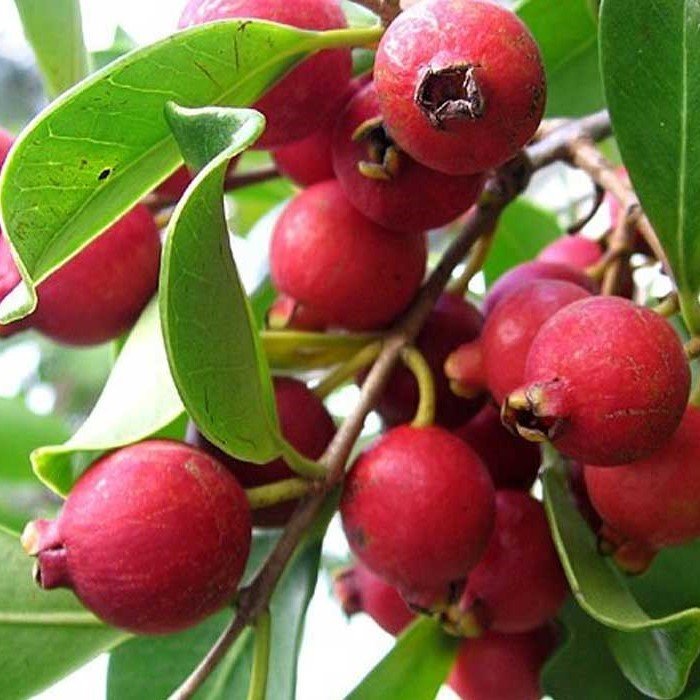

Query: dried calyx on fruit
left=503, top=296, right=690, bottom=466
left=22, top=440, right=251, bottom=634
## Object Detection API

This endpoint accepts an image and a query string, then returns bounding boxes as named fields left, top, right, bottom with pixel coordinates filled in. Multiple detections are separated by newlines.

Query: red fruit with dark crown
left=270, top=180, right=427, bottom=330
left=21, top=440, right=251, bottom=634
left=482, top=260, right=596, bottom=316
left=458, top=491, right=568, bottom=634
left=447, top=280, right=591, bottom=405
left=179, top=0, right=351, bottom=149
left=453, top=404, right=541, bottom=492
left=340, top=425, right=495, bottom=601
left=332, top=82, right=484, bottom=234
left=374, top=0, right=545, bottom=175
left=448, top=626, right=558, bottom=700
left=372, top=292, right=484, bottom=429
left=0, top=205, right=161, bottom=345
left=188, top=377, right=335, bottom=527
left=537, top=235, right=603, bottom=269
left=503, top=296, right=690, bottom=466
left=333, top=562, right=415, bottom=636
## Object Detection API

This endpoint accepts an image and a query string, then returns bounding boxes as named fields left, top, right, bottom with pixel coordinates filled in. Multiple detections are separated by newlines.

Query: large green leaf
left=600, top=0, right=700, bottom=332
left=13, top=0, right=89, bottom=97
left=0, top=20, right=381, bottom=323
left=346, top=617, right=459, bottom=700
left=0, top=527, right=127, bottom=699
left=542, top=455, right=700, bottom=698
left=31, top=299, right=184, bottom=496
left=516, top=0, right=604, bottom=116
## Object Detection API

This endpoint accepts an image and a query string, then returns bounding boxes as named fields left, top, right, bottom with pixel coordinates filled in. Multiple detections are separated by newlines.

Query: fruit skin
left=270, top=180, right=427, bottom=331
left=448, top=626, right=558, bottom=700
left=371, top=292, right=484, bottom=429
left=333, top=562, right=415, bottom=636
left=453, top=404, right=541, bottom=492
left=374, top=0, right=545, bottom=175
left=331, top=82, right=484, bottom=234
left=459, top=491, right=568, bottom=634
left=482, top=260, right=596, bottom=317
left=0, top=127, right=13, bottom=169
left=179, top=0, right=351, bottom=149
left=0, top=205, right=161, bottom=345
left=447, top=280, right=591, bottom=404
left=21, top=440, right=251, bottom=635
left=537, top=235, right=602, bottom=269
left=266, top=294, right=327, bottom=331
left=504, top=296, right=690, bottom=466
left=340, top=425, right=495, bottom=600
left=188, top=377, right=335, bottom=527
left=585, top=406, right=700, bottom=552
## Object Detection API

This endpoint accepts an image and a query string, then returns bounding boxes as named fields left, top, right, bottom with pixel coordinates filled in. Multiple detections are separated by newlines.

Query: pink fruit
left=22, top=440, right=251, bottom=634
left=537, top=235, right=603, bottom=269
left=266, top=294, right=327, bottom=331
left=179, top=0, right=352, bottom=149
left=0, top=127, right=13, bottom=169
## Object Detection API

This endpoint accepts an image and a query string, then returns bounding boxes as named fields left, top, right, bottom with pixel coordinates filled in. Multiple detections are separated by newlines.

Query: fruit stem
left=311, top=25, right=385, bottom=51
left=400, top=346, right=436, bottom=428
left=246, top=609, right=271, bottom=700
left=314, top=340, right=383, bottom=399
left=448, top=229, right=495, bottom=296
left=278, top=441, right=327, bottom=479
left=652, top=293, right=679, bottom=318
left=679, top=291, right=700, bottom=338
left=246, top=478, right=313, bottom=510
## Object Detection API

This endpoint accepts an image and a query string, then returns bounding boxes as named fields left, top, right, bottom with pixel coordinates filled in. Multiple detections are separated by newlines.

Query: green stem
left=246, top=610, right=271, bottom=700
left=448, top=230, right=495, bottom=296
left=314, top=340, right=383, bottom=399
left=400, top=346, right=436, bottom=428
left=679, top=290, right=700, bottom=337
left=246, top=478, right=312, bottom=510
left=689, top=381, right=700, bottom=408
left=312, top=25, right=384, bottom=51
left=278, top=440, right=327, bottom=479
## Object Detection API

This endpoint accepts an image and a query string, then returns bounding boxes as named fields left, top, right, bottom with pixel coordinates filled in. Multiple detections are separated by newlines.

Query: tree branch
left=350, top=0, right=403, bottom=25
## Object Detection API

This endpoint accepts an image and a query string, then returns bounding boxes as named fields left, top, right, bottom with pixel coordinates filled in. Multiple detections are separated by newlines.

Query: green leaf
left=227, top=179, right=293, bottom=237
left=347, top=617, right=459, bottom=700
left=516, top=0, right=604, bottom=116
left=32, top=299, right=184, bottom=496
left=13, top=0, right=89, bottom=97
left=90, top=27, right=138, bottom=71
left=542, top=455, right=700, bottom=699
left=0, top=21, right=381, bottom=323
left=600, top=0, right=700, bottom=333
left=0, top=528, right=128, bottom=699
left=483, top=197, right=562, bottom=285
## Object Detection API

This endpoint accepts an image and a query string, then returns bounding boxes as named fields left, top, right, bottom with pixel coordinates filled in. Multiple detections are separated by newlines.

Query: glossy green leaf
left=0, top=527, right=127, bottom=699
left=542, top=455, right=700, bottom=699
left=600, top=0, right=700, bottom=332
left=90, top=27, right=138, bottom=71
left=0, top=20, right=381, bottom=323
left=32, top=299, right=184, bottom=496
left=13, top=0, right=89, bottom=97
left=347, top=617, right=459, bottom=700
left=483, top=197, right=562, bottom=285
left=516, top=0, right=604, bottom=116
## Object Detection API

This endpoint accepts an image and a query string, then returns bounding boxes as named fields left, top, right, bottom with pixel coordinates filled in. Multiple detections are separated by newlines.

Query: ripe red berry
left=447, top=280, right=591, bottom=404
left=448, top=626, right=558, bottom=700
left=371, top=292, right=484, bottom=429
left=453, top=404, right=541, bottom=492
left=333, top=562, right=415, bottom=636
left=537, top=235, right=603, bottom=269
left=374, top=0, right=545, bottom=175
left=482, top=260, right=596, bottom=317
left=179, top=0, right=351, bottom=149
left=21, top=440, right=251, bottom=634
left=266, top=294, right=327, bottom=332
left=0, top=127, right=13, bottom=169
left=341, top=425, right=495, bottom=601
left=270, top=180, right=427, bottom=330
left=458, top=491, right=568, bottom=634
left=332, top=82, right=484, bottom=234
left=504, top=296, right=690, bottom=465
left=189, top=377, right=335, bottom=527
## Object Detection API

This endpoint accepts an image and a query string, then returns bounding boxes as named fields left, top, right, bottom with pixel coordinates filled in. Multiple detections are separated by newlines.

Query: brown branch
left=350, top=0, right=403, bottom=25
left=169, top=110, right=613, bottom=700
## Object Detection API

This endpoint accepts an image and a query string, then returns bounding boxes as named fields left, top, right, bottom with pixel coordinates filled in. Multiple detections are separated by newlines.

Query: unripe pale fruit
left=372, top=292, right=484, bottom=428
left=447, top=281, right=591, bottom=404
left=374, top=0, right=545, bottom=175
left=503, top=296, right=690, bottom=466
left=189, top=377, right=334, bottom=527
left=482, top=260, right=596, bottom=317
left=332, top=83, right=484, bottom=234
left=458, top=491, right=568, bottom=634
left=453, top=404, right=541, bottom=492
left=448, top=626, right=558, bottom=700
left=340, top=425, right=495, bottom=600
left=179, top=0, right=351, bottom=149
left=270, top=180, right=427, bottom=330
left=333, top=562, right=415, bottom=636
left=22, top=440, right=251, bottom=634
left=537, top=235, right=603, bottom=269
